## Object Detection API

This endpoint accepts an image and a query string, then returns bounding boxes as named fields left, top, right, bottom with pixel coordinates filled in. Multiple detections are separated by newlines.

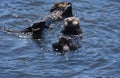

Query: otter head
left=64, top=17, right=80, bottom=28
left=50, top=2, right=73, bottom=17
left=52, top=36, right=77, bottom=52
left=61, top=17, right=82, bottom=36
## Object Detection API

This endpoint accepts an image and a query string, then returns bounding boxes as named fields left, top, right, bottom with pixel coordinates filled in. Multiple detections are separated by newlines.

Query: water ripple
left=0, top=0, right=120, bottom=78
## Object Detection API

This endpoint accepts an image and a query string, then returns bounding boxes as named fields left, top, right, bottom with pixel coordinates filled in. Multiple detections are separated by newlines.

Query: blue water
left=0, top=0, right=120, bottom=78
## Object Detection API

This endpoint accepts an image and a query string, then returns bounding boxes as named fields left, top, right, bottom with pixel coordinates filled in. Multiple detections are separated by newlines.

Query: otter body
left=0, top=2, right=73, bottom=39
left=52, top=36, right=77, bottom=52
left=21, top=2, right=73, bottom=39
left=0, top=2, right=83, bottom=53
left=52, top=17, right=82, bottom=52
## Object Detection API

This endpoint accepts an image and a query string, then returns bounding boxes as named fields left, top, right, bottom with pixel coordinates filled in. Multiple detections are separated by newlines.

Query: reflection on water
left=0, top=0, right=120, bottom=78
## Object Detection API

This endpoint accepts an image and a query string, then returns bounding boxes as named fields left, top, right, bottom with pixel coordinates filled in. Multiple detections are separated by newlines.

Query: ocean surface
left=0, top=0, right=120, bottom=78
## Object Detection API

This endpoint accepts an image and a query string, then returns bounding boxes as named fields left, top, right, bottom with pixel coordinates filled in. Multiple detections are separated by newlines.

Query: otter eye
left=65, top=19, right=70, bottom=23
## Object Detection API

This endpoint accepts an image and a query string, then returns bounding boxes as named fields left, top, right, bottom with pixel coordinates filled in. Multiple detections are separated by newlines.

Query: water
left=0, top=0, right=120, bottom=78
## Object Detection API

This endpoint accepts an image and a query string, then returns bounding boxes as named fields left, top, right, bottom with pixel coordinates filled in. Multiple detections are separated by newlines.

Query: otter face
left=61, top=17, right=82, bottom=36
left=52, top=36, right=77, bottom=52
left=50, top=2, right=73, bottom=17
left=64, top=17, right=80, bottom=27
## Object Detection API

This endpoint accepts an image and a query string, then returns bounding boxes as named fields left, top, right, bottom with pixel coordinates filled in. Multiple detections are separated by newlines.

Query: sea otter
left=20, top=2, right=73, bottom=39
left=61, top=17, right=82, bottom=38
left=52, top=36, right=78, bottom=52
left=50, top=2, right=73, bottom=17
left=53, top=17, right=82, bottom=52
left=0, top=2, right=73, bottom=39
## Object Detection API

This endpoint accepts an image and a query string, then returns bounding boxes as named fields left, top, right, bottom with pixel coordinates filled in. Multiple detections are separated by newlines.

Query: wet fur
left=61, top=17, right=82, bottom=37
left=20, top=2, right=73, bottom=39
left=53, top=17, right=82, bottom=52
left=52, top=36, right=77, bottom=52
left=0, top=2, right=73, bottom=39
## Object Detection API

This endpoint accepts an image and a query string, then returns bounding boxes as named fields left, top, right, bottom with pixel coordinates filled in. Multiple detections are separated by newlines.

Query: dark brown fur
left=21, top=2, right=73, bottom=39
left=52, top=36, right=77, bottom=52
left=53, top=17, right=82, bottom=52
left=61, top=17, right=82, bottom=38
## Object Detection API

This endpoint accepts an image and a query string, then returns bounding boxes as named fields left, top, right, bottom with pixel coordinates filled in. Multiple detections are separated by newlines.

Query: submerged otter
left=61, top=17, right=82, bottom=37
left=52, top=36, right=78, bottom=52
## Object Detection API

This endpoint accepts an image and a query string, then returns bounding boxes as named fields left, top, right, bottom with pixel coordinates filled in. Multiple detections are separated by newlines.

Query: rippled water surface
left=0, top=0, right=120, bottom=78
